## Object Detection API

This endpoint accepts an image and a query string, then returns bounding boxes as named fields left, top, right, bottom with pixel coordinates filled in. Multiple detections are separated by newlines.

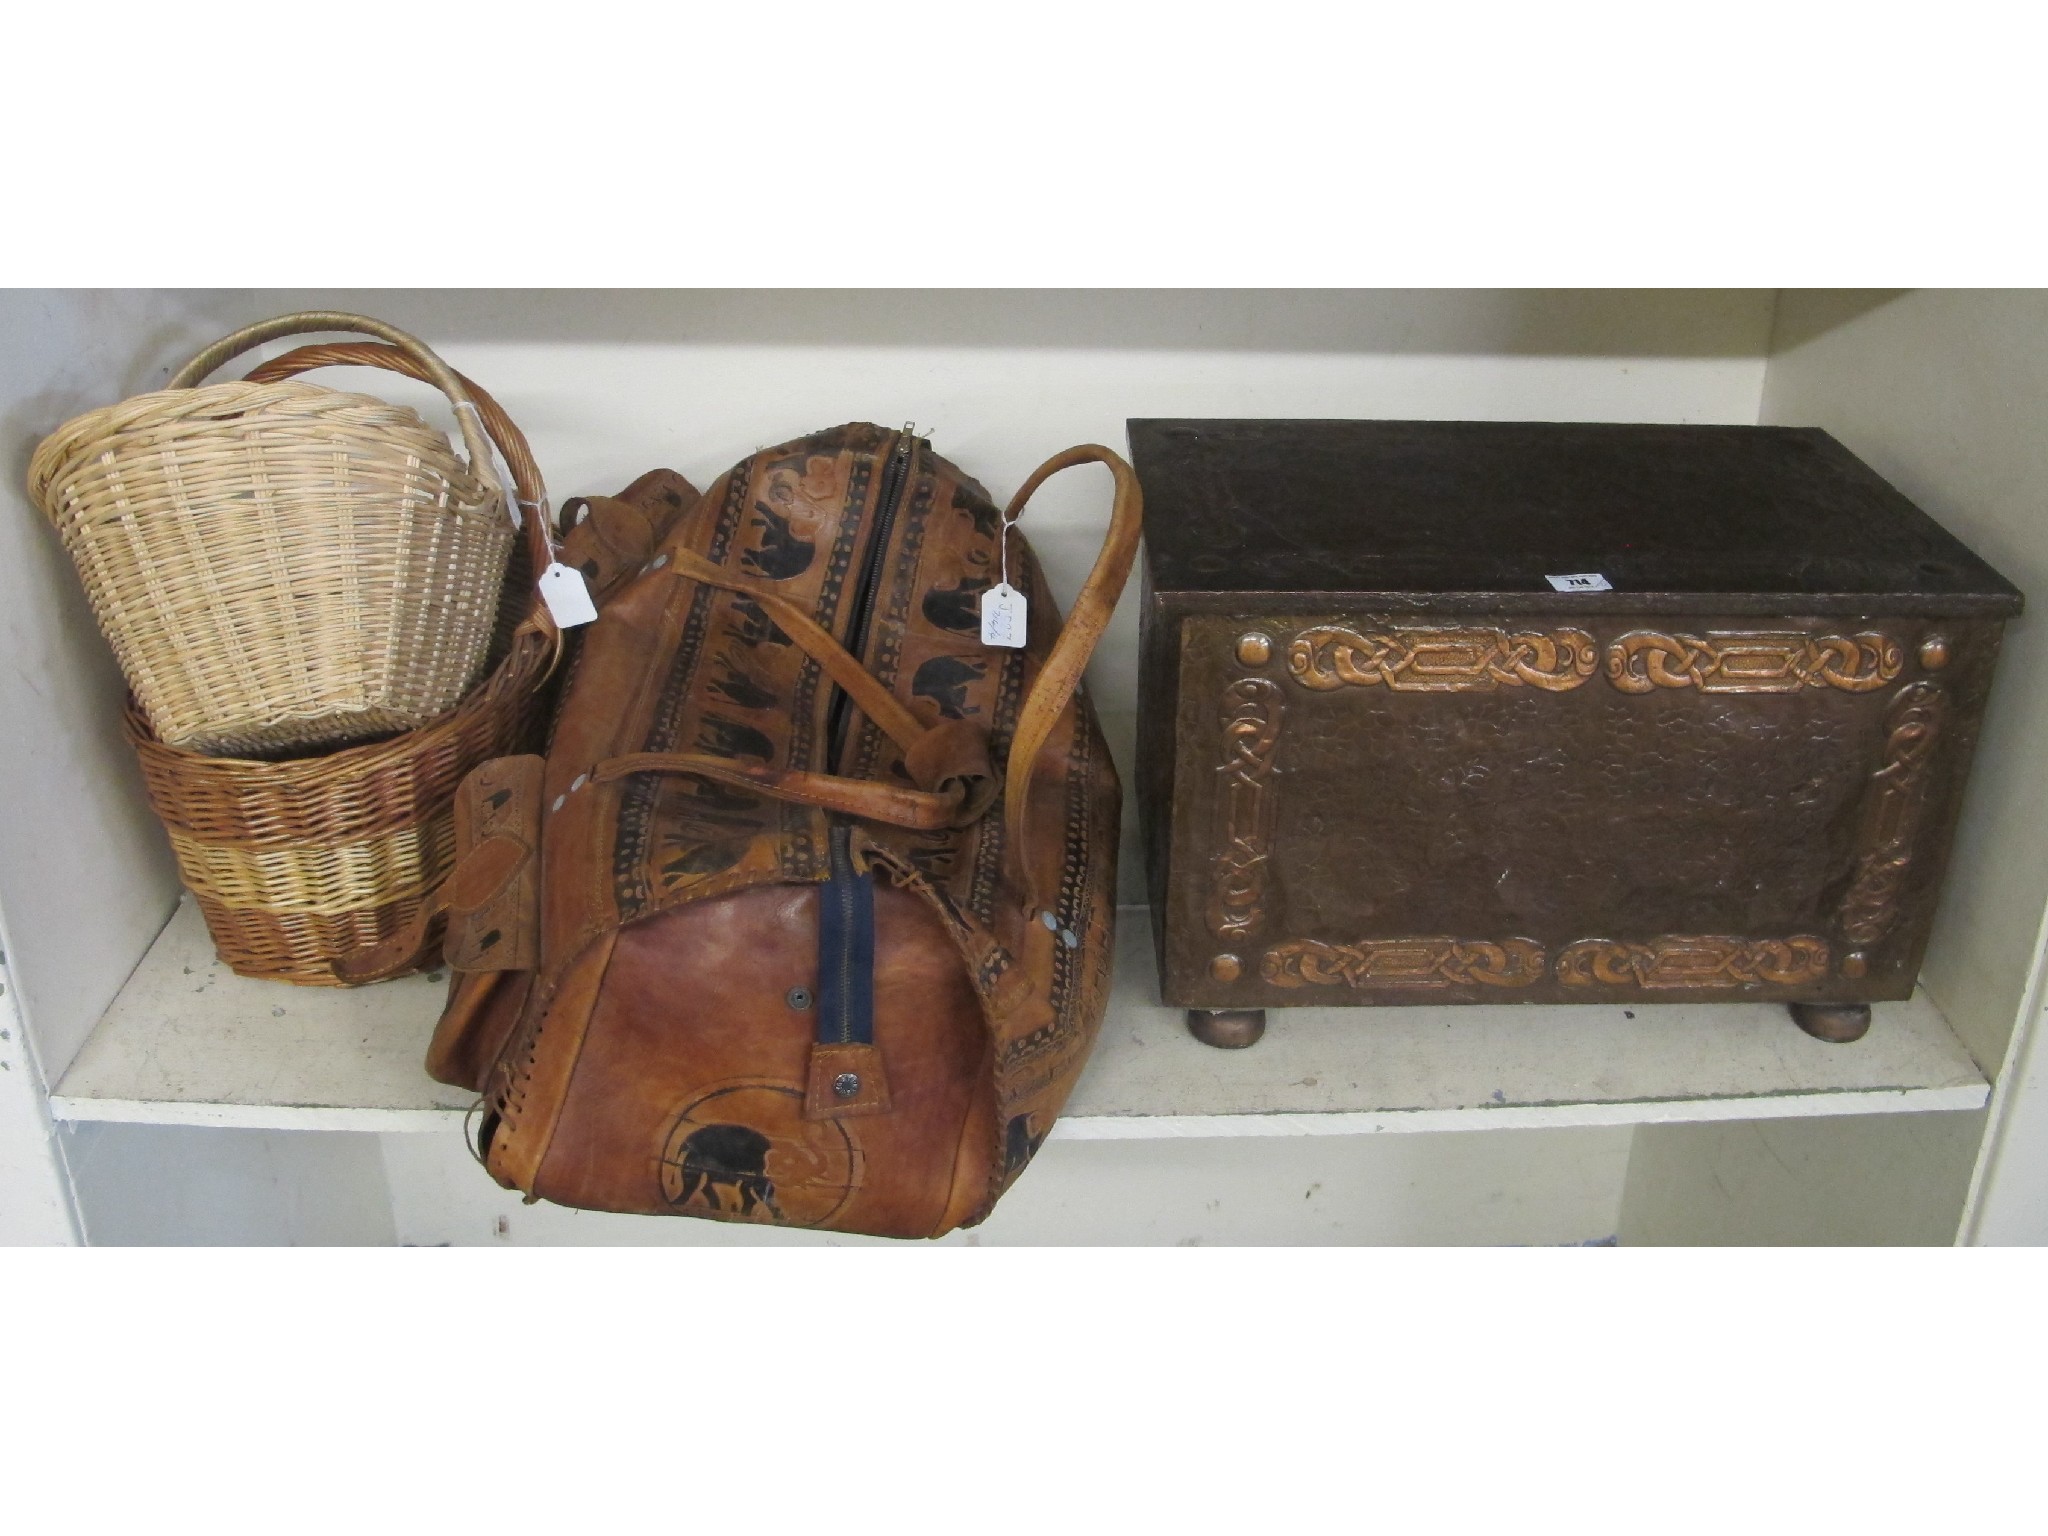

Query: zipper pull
left=897, top=421, right=919, bottom=459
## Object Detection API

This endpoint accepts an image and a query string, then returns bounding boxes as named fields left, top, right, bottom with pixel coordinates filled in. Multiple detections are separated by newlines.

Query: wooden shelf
left=48, top=895, right=1991, bottom=1138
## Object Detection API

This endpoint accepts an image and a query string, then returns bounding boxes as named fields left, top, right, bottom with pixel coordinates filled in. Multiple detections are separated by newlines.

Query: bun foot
left=1790, top=1002, right=1872, bottom=1043
left=1188, top=1008, right=1266, bottom=1049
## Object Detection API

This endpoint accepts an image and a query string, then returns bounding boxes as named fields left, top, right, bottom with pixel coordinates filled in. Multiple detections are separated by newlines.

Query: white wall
left=0, top=293, right=206, bottom=1081
left=0, top=292, right=218, bottom=1242
left=1620, top=1111, right=1988, bottom=1246
left=0, top=948, right=73, bottom=1242
left=1753, top=291, right=2048, bottom=1244
left=1612, top=289, right=2048, bottom=1245
left=1761, top=291, right=2048, bottom=1077
left=381, top=1122, right=1634, bottom=1247
left=60, top=1123, right=395, bottom=1246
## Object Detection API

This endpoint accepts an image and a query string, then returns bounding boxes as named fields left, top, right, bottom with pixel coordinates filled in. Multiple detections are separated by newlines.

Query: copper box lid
left=1129, top=419, right=2023, bottom=619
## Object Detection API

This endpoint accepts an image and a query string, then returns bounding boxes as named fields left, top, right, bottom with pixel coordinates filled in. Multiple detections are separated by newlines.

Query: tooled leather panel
left=528, top=881, right=992, bottom=1238
left=481, top=928, right=618, bottom=1194
left=564, top=468, right=701, bottom=602
left=972, top=693, right=1122, bottom=1218
left=478, top=434, right=895, bottom=1200
left=823, top=459, right=1121, bottom=1212
left=601, top=425, right=903, bottom=930
left=487, top=428, right=1121, bottom=1223
left=442, top=756, right=543, bottom=973
left=844, top=461, right=1029, bottom=914
left=852, top=515, right=1123, bottom=1213
left=543, top=470, right=702, bottom=758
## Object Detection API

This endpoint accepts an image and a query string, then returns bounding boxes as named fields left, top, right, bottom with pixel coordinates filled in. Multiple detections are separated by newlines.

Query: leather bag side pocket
left=443, top=755, right=544, bottom=973
left=427, top=968, right=534, bottom=1093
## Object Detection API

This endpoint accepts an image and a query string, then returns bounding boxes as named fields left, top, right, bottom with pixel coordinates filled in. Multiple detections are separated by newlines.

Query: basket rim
left=27, top=377, right=497, bottom=516
left=120, top=625, right=552, bottom=777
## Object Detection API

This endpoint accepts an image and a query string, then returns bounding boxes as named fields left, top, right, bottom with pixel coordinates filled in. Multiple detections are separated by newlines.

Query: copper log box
left=1129, top=420, right=2022, bottom=1049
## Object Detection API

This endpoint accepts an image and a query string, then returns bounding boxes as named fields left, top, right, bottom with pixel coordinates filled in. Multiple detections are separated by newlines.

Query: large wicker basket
left=124, top=343, right=563, bottom=985
left=30, top=312, right=516, bottom=757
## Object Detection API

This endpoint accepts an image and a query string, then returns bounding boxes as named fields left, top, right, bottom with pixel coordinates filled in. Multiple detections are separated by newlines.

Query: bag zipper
left=816, top=822, right=874, bottom=1049
left=825, top=424, right=918, bottom=768
left=815, top=428, right=914, bottom=1067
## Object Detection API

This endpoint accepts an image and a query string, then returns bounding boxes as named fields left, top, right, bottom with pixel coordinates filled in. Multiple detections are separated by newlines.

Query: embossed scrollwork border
left=1288, top=624, right=1598, bottom=693
left=1281, top=623, right=1909, bottom=698
left=1607, top=630, right=1904, bottom=694
left=1253, top=932, right=1835, bottom=992
left=1206, top=677, right=1283, bottom=944
left=1835, top=679, right=1948, bottom=953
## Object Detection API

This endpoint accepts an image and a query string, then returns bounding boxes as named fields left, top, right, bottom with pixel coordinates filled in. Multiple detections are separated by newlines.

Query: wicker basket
left=30, top=312, right=516, bottom=757
left=123, top=343, right=562, bottom=985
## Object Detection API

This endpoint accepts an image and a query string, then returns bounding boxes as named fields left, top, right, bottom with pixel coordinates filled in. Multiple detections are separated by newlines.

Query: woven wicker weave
left=29, top=312, right=515, bottom=756
left=123, top=343, right=562, bottom=985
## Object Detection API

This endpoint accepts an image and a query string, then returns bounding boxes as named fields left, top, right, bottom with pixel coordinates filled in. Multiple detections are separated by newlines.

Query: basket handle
left=168, top=311, right=504, bottom=504
left=242, top=341, right=558, bottom=581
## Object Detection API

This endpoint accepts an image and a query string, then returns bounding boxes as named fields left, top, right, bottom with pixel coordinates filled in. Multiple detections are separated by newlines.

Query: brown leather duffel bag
left=345, top=423, right=1141, bottom=1238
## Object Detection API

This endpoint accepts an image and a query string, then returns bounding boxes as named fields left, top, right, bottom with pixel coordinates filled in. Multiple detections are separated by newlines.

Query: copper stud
left=1209, top=952, right=1244, bottom=982
left=1918, top=635, right=1952, bottom=671
left=1236, top=632, right=1273, bottom=667
left=1841, top=951, right=1869, bottom=979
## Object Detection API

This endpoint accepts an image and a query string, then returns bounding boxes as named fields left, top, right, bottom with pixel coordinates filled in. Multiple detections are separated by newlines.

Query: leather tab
left=444, top=756, right=543, bottom=972
left=330, top=902, right=440, bottom=983
left=559, top=495, right=658, bottom=601
left=803, top=1042, right=894, bottom=1120
left=903, top=717, right=997, bottom=824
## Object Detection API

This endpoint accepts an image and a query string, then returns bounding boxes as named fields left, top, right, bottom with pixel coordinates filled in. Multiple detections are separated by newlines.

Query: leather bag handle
left=995, top=446, right=1143, bottom=908
left=591, top=442, right=1143, bottom=915
left=659, top=546, right=931, bottom=755
left=588, top=541, right=997, bottom=828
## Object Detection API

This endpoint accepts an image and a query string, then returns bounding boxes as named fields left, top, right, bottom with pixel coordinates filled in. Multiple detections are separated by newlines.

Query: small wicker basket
left=123, top=343, right=562, bottom=985
left=30, top=312, right=516, bottom=757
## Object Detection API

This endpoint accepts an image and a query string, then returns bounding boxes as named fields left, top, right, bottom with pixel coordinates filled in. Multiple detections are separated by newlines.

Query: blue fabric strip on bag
left=817, top=827, right=875, bottom=1046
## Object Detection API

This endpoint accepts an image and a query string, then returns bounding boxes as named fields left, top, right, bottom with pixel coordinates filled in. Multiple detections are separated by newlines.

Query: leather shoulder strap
left=998, top=446, right=1144, bottom=912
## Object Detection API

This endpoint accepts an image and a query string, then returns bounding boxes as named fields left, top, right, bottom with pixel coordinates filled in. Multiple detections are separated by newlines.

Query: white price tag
left=980, top=581, right=1028, bottom=648
left=1545, top=572, right=1613, bottom=593
left=538, top=561, right=599, bottom=628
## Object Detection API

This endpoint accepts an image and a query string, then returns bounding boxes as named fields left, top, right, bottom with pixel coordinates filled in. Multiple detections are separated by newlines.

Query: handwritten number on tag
left=981, top=581, right=1027, bottom=648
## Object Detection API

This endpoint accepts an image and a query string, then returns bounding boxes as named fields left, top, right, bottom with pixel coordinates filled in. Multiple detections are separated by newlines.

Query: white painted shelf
left=50, top=895, right=1991, bottom=1137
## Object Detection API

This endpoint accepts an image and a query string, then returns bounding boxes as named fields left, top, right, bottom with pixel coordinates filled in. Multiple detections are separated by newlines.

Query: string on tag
left=520, top=497, right=561, bottom=561
left=980, top=503, right=1029, bottom=648
left=450, top=397, right=538, bottom=544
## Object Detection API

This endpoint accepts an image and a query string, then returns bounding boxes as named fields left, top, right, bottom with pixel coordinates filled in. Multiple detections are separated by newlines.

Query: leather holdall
left=341, top=424, right=1141, bottom=1238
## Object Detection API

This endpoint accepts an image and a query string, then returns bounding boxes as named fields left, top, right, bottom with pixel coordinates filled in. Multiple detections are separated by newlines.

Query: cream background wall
left=0, top=291, right=204, bottom=1242
left=379, top=1123, right=1636, bottom=1247
left=1743, top=290, right=2048, bottom=1244
left=1760, top=290, right=2048, bottom=1078
left=1621, top=290, right=2048, bottom=1245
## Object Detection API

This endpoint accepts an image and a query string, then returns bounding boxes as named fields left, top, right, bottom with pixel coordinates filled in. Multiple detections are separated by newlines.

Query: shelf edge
left=50, top=1081, right=1989, bottom=1139
left=1053, top=1083, right=1990, bottom=1140
left=46, top=1098, right=469, bottom=1134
